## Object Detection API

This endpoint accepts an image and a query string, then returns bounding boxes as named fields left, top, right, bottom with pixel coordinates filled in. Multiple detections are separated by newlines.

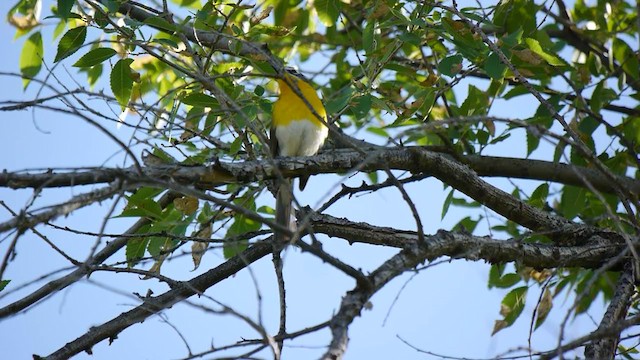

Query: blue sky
left=0, top=1, right=615, bottom=359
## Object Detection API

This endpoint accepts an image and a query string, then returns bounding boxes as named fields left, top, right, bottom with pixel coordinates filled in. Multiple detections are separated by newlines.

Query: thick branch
left=5, top=147, right=634, bottom=243
left=584, top=264, right=636, bottom=359
left=3, top=149, right=638, bottom=194
left=38, top=240, right=272, bottom=360
left=306, top=210, right=626, bottom=269
left=318, top=219, right=625, bottom=359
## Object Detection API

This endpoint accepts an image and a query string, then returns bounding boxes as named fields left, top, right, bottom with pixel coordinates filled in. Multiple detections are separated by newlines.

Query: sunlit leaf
left=524, top=38, right=565, bottom=66
left=182, top=92, right=218, bottom=107
left=110, top=58, right=135, bottom=109
left=315, top=0, right=340, bottom=27
left=19, top=31, right=43, bottom=89
left=73, top=47, right=116, bottom=67
left=54, top=26, right=86, bottom=62
left=144, top=16, right=177, bottom=33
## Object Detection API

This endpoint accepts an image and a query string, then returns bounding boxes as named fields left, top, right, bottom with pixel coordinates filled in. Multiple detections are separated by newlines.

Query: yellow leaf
left=484, top=119, right=496, bottom=136
left=191, top=225, right=211, bottom=270
left=535, top=289, right=553, bottom=329
left=144, top=254, right=167, bottom=279
left=492, top=320, right=508, bottom=335
left=513, top=49, right=543, bottom=65
left=8, top=14, right=39, bottom=31
left=174, top=196, right=199, bottom=214
left=250, top=5, right=272, bottom=24
left=530, top=268, right=553, bottom=283
left=499, top=303, right=510, bottom=317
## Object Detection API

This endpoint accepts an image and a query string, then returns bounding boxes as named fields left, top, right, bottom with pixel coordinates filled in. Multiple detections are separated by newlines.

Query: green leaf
left=20, top=31, right=43, bottom=89
left=57, top=0, right=75, bottom=19
left=325, top=86, right=353, bottom=114
left=110, top=58, right=135, bottom=109
left=366, top=126, right=389, bottom=138
left=438, top=54, right=463, bottom=77
left=441, top=189, right=454, bottom=220
left=182, top=92, right=218, bottom=107
left=72, top=47, right=117, bottom=67
left=147, top=236, right=172, bottom=257
left=612, top=38, right=639, bottom=80
left=0, top=279, right=10, bottom=292
left=363, top=20, right=376, bottom=54
left=459, top=85, right=488, bottom=116
left=315, top=0, right=340, bottom=27
left=54, top=26, right=87, bottom=63
left=484, top=52, right=507, bottom=79
left=500, top=28, right=524, bottom=47
left=524, top=38, right=565, bottom=66
left=577, top=117, right=600, bottom=136
left=170, top=0, right=200, bottom=6
left=590, top=81, right=617, bottom=113
left=119, top=198, right=163, bottom=219
left=349, top=94, right=372, bottom=119
left=144, top=16, right=178, bottom=33
left=526, top=130, right=540, bottom=156
left=488, top=264, right=522, bottom=289
left=119, top=187, right=164, bottom=218
left=494, top=1, right=536, bottom=34
left=453, top=216, right=479, bottom=233
left=560, top=185, right=586, bottom=220
left=528, top=183, right=549, bottom=209
left=126, top=237, right=149, bottom=267
left=83, top=63, right=103, bottom=88
left=224, top=213, right=258, bottom=258
left=493, top=286, right=528, bottom=335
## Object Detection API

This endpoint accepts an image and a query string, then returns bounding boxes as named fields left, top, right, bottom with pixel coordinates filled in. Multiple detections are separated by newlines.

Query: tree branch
left=37, top=240, right=272, bottom=360
left=315, top=213, right=631, bottom=359
left=584, top=264, right=636, bottom=359
left=0, top=192, right=179, bottom=318
left=4, top=149, right=637, bottom=195
left=0, top=182, right=126, bottom=234
left=306, top=210, right=627, bottom=269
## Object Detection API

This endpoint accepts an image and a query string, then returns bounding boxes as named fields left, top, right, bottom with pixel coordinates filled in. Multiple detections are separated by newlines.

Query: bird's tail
left=275, top=179, right=294, bottom=244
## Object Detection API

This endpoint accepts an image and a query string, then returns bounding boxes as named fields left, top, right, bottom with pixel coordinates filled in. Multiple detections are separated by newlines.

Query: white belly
left=275, top=119, right=328, bottom=157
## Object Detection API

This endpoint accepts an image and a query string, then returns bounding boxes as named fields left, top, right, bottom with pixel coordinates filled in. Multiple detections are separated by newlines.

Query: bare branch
left=38, top=240, right=272, bottom=360
left=584, top=264, right=636, bottom=359
left=0, top=182, right=126, bottom=234
left=0, top=192, right=179, bottom=318
left=306, top=210, right=627, bottom=269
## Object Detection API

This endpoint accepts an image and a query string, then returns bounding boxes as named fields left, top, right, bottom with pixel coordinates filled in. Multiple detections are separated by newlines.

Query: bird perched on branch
left=271, top=67, right=329, bottom=243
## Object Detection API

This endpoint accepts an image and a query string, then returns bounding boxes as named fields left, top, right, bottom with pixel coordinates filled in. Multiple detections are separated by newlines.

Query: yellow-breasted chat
left=271, top=67, right=328, bottom=243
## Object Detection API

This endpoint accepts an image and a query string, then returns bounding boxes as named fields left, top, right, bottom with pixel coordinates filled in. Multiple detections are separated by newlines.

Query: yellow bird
left=271, top=67, right=329, bottom=243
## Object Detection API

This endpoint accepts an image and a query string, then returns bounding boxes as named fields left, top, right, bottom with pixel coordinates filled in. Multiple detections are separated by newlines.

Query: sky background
left=0, top=1, right=618, bottom=359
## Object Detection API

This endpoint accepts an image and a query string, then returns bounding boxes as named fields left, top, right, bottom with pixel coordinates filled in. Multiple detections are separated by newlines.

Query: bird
left=271, top=67, right=329, bottom=244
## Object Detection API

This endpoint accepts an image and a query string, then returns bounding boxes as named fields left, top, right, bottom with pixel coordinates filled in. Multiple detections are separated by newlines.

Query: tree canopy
left=1, top=0, right=640, bottom=359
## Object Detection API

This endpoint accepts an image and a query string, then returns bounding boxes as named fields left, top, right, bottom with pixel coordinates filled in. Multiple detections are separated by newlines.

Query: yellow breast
left=272, top=75, right=327, bottom=128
